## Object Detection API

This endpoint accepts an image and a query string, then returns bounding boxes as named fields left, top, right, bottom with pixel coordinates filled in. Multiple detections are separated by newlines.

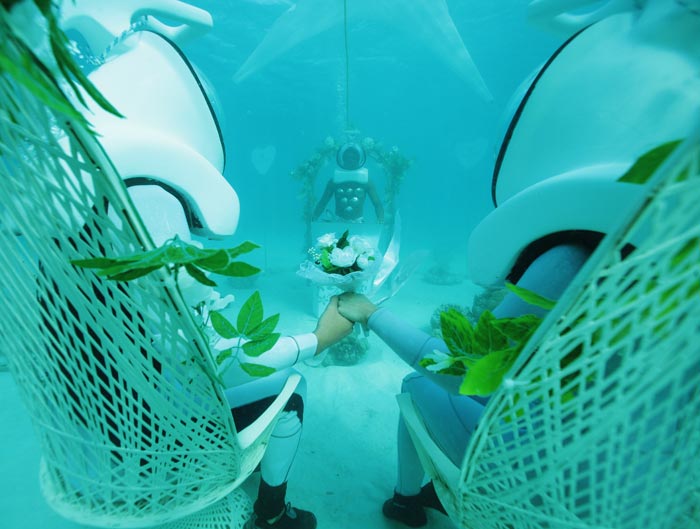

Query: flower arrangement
left=312, top=230, right=375, bottom=275
left=297, top=229, right=379, bottom=291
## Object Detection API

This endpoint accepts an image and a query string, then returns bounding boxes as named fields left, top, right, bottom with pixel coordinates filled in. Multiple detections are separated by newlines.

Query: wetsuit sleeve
left=367, top=308, right=463, bottom=394
left=368, top=243, right=593, bottom=395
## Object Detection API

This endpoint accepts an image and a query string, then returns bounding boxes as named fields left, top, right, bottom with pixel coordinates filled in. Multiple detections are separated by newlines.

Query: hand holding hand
left=337, top=292, right=378, bottom=326
left=313, top=296, right=353, bottom=354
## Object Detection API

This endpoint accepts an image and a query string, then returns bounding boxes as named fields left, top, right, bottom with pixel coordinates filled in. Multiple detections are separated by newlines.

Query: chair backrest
left=0, top=39, right=252, bottom=529
left=458, top=132, right=700, bottom=528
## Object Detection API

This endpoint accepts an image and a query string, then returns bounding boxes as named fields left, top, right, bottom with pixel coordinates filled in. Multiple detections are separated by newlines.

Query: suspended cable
left=343, top=0, right=351, bottom=130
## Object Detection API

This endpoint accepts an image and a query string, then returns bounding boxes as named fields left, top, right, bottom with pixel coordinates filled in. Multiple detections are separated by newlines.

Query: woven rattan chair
left=0, top=31, right=300, bottom=529
left=398, top=130, right=700, bottom=528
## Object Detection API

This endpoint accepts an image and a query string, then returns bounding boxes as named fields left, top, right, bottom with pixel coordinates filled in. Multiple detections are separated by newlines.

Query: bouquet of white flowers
left=297, top=229, right=379, bottom=291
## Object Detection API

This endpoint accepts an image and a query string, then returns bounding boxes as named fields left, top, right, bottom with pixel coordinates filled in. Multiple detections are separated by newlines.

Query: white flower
left=424, top=349, right=455, bottom=373
left=316, top=232, right=337, bottom=248
left=330, top=246, right=357, bottom=268
left=356, top=254, right=372, bottom=270
left=348, top=235, right=372, bottom=253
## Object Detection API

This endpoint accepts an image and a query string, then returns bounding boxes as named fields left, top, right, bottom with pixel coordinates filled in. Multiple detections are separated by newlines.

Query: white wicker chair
left=0, top=33, right=299, bottom=529
left=398, top=130, right=700, bottom=528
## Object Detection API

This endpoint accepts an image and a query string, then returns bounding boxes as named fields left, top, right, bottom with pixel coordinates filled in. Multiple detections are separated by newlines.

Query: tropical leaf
left=209, top=261, right=261, bottom=277
left=71, top=256, right=129, bottom=269
left=242, top=333, right=281, bottom=358
left=618, top=140, right=682, bottom=184
left=210, top=311, right=238, bottom=340
left=247, top=314, right=280, bottom=341
left=492, top=314, right=542, bottom=343
left=107, top=265, right=161, bottom=281
left=240, top=362, right=277, bottom=377
left=459, top=348, right=518, bottom=396
left=184, top=263, right=217, bottom=287
left=473, top=311, right=509, bottom=357
left=506, top=282, right=556, bottom=310
left=440, top=308, right=475, bottom=357
left=215, top=347, right=234, bottom=365
left=236, top=291, right=264, bottom=334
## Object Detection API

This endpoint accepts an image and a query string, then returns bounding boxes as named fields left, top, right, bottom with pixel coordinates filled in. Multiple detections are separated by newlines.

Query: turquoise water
left=180, top=0, right=561, bottom=271
left=1, top=2, right=564, bottom=528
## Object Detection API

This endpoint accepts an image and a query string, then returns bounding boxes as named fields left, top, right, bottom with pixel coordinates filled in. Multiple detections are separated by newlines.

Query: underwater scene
left=1, top=1, right=699, bottom=529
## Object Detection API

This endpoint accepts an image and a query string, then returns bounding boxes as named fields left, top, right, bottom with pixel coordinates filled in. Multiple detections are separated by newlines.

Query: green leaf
left=242, top=333, right=281, bottom=357
left=210, top=261, right=261, bottom=278
left=618, top=140, right=682, bottom=184
left=215, top=348, right=234, bottom=365
left=237, top=291, right=264, bottom=334
left=336, top=229, right=350, bottom=249
left=107, top=265, right=161, bottom=281
left=0, top=50, right=84, bottom=122
left=319, top=250, right=332, bottom=270
left=459, top=348, right=518, bottom=396
left=671, top=237, right=698, bottom=270
left=184, top=263, right=217, bottom=287
left=505, top=283, right=556, bottom=311
left=240, top=362, right=277, bottom=377
left=473, top=311, right=509, bottom=356
left=440, top=309, right=475, bottom=357
left=247, top=313, right=280, bottom=340
left=492, top=314, right=542, bottom=343
left=71, top=257, right=126, bottom=269
left=210, top=311, right=238, bottom=339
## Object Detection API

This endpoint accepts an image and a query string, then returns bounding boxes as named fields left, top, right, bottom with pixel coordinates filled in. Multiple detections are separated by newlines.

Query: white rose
left=356, top=255, right=371, bottom=270
left=348, top=235, right=372, bottom=253
left=316, top=232, right=337, bottom=248
left=330, top=246, right=357, bottom=268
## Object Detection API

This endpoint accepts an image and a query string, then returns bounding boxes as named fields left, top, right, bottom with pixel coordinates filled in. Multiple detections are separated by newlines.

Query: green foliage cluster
left=210, top=292, right=280, bottom=377
left=73, top=236, right=282, bottom=377
left=0, top=0, right=121, bottom=130
left=420, top=283, right=555, bottom=396
left=72, top=235, right=259, bottom=286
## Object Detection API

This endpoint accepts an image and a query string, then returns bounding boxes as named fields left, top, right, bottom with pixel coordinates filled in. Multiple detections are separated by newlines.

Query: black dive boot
left=382, top=482, right=447, bottom=528
left=248, top=480, right=317, bottom=529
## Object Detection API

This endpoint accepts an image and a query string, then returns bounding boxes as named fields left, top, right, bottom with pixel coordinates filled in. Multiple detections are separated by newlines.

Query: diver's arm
left=367, top=181, right=384, bottom=223
left=367, top=243, right=592, bottom=394
left=312, top=180, right=335, bottom=220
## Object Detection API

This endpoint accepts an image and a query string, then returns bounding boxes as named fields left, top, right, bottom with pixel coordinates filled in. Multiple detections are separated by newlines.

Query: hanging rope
left=343, top=0, right=351, bottom=130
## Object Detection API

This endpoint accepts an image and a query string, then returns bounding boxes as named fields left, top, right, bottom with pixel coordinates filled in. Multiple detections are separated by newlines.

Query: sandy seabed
left=1, top=269, right=475, bottom=529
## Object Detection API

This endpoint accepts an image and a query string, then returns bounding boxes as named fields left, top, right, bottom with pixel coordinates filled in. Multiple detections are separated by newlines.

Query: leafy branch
left=420, top=284, right=554, bottom=396
left=72, top=236, right=282, bottom=377
left=210, top=291, right=280, bottom=378
left=72, top=235, right=260, bottom=286
left=1, top=0, right=122, bottom=130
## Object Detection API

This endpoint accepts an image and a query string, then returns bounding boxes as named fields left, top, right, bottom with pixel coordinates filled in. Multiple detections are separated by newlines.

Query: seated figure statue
left=312, top=142, right=384, bottom=223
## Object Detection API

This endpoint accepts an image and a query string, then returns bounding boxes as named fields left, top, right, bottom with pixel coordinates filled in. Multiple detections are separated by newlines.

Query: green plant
left=420, top=283, right=554, bottom=396
left=618, top=139, right=683, bottom=184
left=72, top=235, right=260, bottom=285
left=210, top=291, right=280, bottom=377
left=72, top=236, right=282, bottom=377
left=1, top=0, right=122, bottom=130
